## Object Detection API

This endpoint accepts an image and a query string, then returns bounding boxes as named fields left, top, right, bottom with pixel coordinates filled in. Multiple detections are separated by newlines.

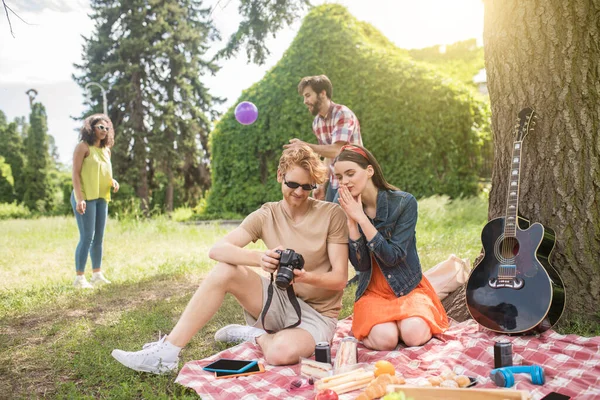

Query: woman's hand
left=76, top=200, right=86, bottom=215
left=112, top=179, right=120, bottom=193
left=338, top=185, right=365, bottom=223
left=259, top=246, right=284, bottom=274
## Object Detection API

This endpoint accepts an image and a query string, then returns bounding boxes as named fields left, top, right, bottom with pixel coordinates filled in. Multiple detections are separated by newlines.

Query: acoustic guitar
left=466, top=108, right=565, bottom=335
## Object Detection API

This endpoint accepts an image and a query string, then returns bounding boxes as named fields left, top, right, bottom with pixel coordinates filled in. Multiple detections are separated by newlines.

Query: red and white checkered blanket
left=176, top=317, right=600, bottom=400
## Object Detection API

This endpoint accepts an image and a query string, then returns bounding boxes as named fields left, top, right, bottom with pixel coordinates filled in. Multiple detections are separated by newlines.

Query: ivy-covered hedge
left=207, top=4, right=491, bottom=215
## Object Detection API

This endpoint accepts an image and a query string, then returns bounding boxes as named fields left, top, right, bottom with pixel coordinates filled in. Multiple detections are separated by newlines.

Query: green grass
left=0, top=195, right=595, bottom=398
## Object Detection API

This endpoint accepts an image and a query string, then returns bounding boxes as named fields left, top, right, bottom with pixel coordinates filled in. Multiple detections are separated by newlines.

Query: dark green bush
left=207, top=4, right=491, bottom=215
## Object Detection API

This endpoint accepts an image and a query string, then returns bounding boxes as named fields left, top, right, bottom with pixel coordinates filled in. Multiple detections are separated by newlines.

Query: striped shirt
left=312, top=102, right=362, bottom=189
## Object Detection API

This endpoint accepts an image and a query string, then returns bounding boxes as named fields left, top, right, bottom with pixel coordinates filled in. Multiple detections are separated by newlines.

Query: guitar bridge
left=489, top=264, right=524, bottom=289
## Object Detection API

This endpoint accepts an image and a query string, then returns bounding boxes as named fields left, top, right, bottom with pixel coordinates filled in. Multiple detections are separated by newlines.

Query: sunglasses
left=95, top=124, right=110, bottom=132
left=284, top=178, right=316, bottom=191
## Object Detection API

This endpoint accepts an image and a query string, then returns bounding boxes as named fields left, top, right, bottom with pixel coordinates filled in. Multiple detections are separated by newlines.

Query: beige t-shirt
left=240, top=198, right=348, bottom=318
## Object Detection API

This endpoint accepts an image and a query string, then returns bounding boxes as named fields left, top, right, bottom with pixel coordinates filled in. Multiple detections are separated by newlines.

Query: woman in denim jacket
left=334, top=145, right=448, bottom=350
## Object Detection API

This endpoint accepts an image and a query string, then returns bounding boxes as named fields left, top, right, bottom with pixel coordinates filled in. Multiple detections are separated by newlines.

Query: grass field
left=0, top=195, right=596, bottom=399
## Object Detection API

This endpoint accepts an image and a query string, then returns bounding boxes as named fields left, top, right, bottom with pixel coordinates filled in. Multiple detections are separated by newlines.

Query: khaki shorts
left=244, top=276, right=338, bottom=344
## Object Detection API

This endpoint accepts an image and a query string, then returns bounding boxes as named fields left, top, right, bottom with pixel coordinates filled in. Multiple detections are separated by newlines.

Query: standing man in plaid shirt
left=286, top=75, right=363, bottom=203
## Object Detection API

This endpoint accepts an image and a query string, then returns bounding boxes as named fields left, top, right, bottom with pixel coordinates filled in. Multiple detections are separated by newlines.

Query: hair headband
left=339, top=144, right=368, bottom=159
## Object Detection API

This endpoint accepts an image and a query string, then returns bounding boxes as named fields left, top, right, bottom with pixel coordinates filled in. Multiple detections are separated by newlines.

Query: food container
left=334, top=337, right=358, bottom=371
left=299, top=357, right=332, bottom=379
left=385, top=385, right=530, bottom=400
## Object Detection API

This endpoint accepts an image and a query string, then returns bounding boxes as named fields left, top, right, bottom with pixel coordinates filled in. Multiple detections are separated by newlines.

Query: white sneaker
left=90, top=272, right=111, bottom=285
left=73, top=275, right=94, bottom=289
left=111, top=336, right=180, bottom=374
left=214, top=324, right=267, bottom=344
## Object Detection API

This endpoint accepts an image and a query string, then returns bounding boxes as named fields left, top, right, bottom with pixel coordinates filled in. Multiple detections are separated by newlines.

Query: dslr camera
left=275, top=249, right=305, bottom=289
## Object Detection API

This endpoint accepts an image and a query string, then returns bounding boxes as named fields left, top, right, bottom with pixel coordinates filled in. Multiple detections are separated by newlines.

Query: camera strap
left=261, top=273, right=302, bottom=334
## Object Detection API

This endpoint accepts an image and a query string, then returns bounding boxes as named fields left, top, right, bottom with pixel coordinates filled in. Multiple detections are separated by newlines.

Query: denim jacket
left=348, top=189, right=422, bottom=301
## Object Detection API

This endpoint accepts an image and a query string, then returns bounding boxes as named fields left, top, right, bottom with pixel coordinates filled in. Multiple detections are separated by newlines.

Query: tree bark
left=166, top=162, right=174, bottom=213
left=484, top=0, right=600, bottom=320
left=131, top=70, right=150, bottom=214
left=442, top=285, right=471, bottom=322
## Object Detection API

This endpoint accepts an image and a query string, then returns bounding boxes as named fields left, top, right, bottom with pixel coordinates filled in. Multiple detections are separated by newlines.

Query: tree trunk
left=166, top=162, right=174, bottom=213
left=131, top=70, right=150, bottom=214
left=483, top=0, right=600, bottom=320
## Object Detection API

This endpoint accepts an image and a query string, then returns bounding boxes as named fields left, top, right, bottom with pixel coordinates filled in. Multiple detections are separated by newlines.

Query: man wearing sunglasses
left=112, top=144, right=349, bottom=374
left=286, top=75, right=363, bottom=203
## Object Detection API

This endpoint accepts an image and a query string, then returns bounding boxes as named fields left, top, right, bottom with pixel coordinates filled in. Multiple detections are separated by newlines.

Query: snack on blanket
left=440, top=370, right=456, bottom=380
left=454, top=374, right=471, bottom=388
left=423, top=370, right=472, bottom=388
left=333, top=337, right=358, bottom=371
left=314, top=367, right=374, bottom=395
left=440, top=379, right=459, bottom=388
left=300, top=357, right=332, bottom=379
left=355, top=373, right=405, bottom=400
left=427, top=375, right=443, bottom=386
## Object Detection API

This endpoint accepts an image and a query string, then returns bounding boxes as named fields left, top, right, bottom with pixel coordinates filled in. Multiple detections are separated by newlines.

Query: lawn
left=1, top=195, right=594, bottom=399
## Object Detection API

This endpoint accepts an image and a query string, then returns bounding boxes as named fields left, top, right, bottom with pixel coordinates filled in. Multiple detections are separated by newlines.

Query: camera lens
left=275, top=265, right=294, bottom=289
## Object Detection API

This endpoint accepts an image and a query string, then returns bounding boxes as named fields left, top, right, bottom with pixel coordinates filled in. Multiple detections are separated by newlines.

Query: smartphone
left=202, top=359, right=258, bottom=374
left=540, top=393, right=570, bottom=400
left=215, top=363, right=265, bottom=379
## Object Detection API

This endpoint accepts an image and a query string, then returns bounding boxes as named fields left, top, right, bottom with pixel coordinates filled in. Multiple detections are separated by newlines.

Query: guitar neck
left=504, top=140, right=523, bottom=238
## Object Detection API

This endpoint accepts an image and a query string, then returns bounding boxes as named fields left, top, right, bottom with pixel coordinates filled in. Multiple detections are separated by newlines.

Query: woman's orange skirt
left=352, top=257, right=449, bottom=341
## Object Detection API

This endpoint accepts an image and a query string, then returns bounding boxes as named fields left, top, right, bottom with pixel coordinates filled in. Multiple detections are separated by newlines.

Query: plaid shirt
left=312, top=102, right=362, bottom=189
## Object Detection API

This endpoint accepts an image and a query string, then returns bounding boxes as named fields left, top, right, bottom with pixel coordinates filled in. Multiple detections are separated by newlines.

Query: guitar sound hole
left=499, top=237, right=519, bottom=259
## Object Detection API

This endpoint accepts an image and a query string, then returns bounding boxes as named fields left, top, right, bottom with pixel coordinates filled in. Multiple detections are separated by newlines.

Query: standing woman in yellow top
left=71, top=114, right=119, bottom=289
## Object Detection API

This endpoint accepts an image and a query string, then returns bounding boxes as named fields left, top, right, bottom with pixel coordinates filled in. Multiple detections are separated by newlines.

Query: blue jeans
left=71, top=191, right=108, bottom=273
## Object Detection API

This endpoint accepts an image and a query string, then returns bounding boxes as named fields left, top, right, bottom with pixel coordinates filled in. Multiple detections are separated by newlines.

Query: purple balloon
left=234, top=101, right=258, bottom=125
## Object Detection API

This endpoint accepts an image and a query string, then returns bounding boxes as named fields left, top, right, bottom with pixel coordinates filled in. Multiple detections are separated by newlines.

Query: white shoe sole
left=73, top=284, right=94, bottom=289
left=214, top=324, right=245, bottom=342
left=111, top=350, right=178, bottom=374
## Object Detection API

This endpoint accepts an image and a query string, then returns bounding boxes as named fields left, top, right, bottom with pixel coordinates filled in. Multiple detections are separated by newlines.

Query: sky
left=0, top=0, right=484, bottom=164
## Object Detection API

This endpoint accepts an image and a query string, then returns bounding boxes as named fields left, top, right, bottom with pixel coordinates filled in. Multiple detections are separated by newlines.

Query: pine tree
left=147, top=0, right=222, bottom=211
left=0, top=156, right=14, bottom=203
left=0, top=116, right=26, bottom=204
left=22, top=103, right=54, bottom=212
left=0, top=112, right=12, bottom=203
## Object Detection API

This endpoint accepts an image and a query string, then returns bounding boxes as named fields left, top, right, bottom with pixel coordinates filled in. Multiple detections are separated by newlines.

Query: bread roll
left=427, top=375, right=443, bottom=386
left=454, top=374, right=471, bottom=387
left=440, top=379, right=459, bottom=388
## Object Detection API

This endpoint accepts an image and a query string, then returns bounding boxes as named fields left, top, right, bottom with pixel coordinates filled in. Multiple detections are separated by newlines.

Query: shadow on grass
left=0, top=273, right=359, bottom=399
left=0, top=274, right=215, bottom=399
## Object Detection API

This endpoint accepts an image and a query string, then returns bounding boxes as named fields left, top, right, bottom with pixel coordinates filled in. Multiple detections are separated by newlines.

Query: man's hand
left=292, top=268, right=312, bottom=284
left=259, top=246, right=284, bottom=274
left=313, top=185, right=325, bottom=200
left=112, top=179, right=120, bottom=193
left=283, top=138, right=307, bottom=149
